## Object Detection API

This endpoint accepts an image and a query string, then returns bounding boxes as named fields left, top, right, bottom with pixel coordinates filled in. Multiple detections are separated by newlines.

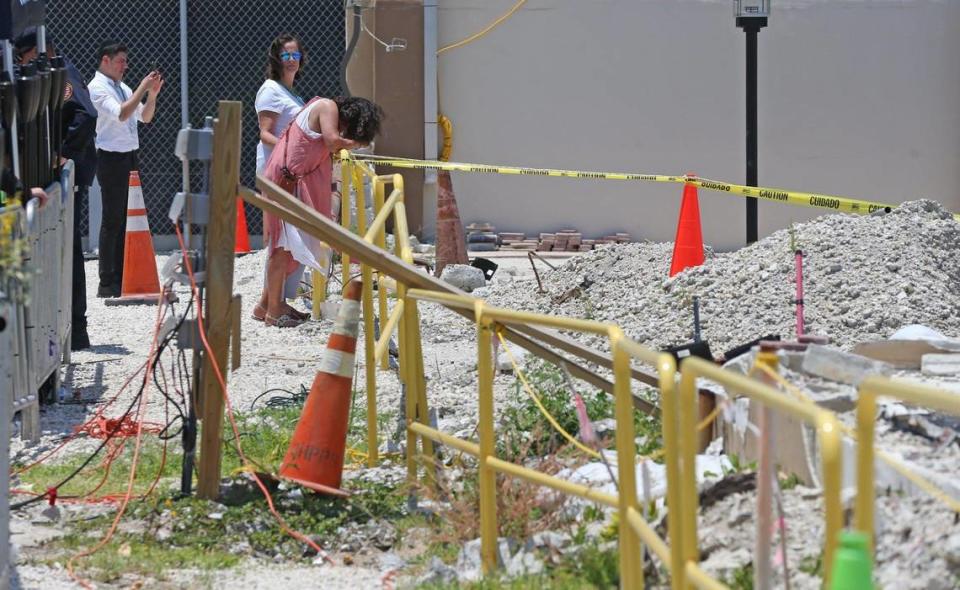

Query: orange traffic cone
left=668, top=176, right=705, bottom=277
left=434, top=170, right=469, bottom=277
left=111, top=172, right=162, bottom=304
left=279, top=279, right=363, bottom=496
left=235, top=198, right=251, bottom=254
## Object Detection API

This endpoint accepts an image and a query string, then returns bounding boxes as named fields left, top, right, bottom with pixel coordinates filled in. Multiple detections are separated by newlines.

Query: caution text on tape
left=351, top=155, right=959, bottom=221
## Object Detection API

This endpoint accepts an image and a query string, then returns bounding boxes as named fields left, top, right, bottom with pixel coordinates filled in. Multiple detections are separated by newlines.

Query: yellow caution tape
left=356, top=154, right=681, bottom=183
left=353, top=154, right=960, bottom=221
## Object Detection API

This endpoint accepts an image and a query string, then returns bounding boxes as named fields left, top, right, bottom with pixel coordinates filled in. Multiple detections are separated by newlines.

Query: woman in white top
left=255, top=33, right=306, bottom=173
left=255, top=33, right=308, bottom=314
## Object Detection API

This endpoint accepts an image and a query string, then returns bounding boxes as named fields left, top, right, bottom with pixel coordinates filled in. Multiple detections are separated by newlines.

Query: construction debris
left=478, top=200, right=960, bottom=355
left=440, top=264, right=486, bottom=292
left=490, top=228, right=631, bottom=252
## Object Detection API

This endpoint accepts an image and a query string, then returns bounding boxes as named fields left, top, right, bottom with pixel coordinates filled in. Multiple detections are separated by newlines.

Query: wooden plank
left=198, top=101, right=242, bottom=500
left=244, top=179, right=664, bottom=416
left=230, top=294, right=242, bottom=372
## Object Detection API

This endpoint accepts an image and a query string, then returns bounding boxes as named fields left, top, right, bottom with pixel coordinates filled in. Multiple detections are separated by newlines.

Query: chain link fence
left=47, top=0, right=344, bottom=238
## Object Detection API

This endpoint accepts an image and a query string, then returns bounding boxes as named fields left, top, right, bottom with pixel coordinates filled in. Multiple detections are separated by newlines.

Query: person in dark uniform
left=15, top=27, right=97, bottom=350
left=88, top=42, right=162, bottom=298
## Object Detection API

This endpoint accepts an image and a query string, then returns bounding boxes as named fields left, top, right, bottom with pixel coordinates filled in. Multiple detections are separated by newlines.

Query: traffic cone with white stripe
left=114, top=171, right=162, bottom=304
left=668, top=174, right=705, bottom=277
left=279, top=279, right=363, bottom=496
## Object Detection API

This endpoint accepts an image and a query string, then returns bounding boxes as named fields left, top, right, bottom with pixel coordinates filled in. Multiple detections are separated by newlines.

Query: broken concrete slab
left=921, top=354, right=960, bottom=376
left=497, top=345, right=529, bottom=373
left=854, top=340, right=946, bottom=369
left=801, top=344, right=893, bottom=385
left=439, top=264, right=486, bottom=292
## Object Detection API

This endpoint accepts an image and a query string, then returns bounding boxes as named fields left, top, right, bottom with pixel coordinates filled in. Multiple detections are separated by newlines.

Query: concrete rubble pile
left=459, top=199, right=960, bottom=588
left=478, top=199, right=960, bottom=356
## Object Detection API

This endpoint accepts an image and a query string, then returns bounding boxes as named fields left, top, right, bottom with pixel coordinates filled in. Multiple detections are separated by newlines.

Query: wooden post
left=697, top=391, right=716, bottom=452
left=197, top=101, right=242, bottom=500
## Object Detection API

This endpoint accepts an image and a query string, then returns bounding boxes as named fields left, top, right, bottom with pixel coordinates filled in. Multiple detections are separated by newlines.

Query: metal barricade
left=59, top=164, right=76, bottom=363
left=1, top=202, right=26, bottom=590
left=3, top=164, right=75, bottom=442
left=3, top=201, right=38, bottom=440
left=1, top=166, right=75, bottom=590
left=26, top=183, right=62, bottom=395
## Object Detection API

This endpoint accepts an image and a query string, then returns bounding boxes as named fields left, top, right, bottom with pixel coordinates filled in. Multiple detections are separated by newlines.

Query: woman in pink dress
left=255, top=96, right=383, bottom=327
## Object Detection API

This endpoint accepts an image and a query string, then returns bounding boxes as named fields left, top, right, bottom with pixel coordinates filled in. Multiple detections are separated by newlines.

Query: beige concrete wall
left=348, top=0, right=427, bottom=234
left=435, top=0, right=960, bottom=250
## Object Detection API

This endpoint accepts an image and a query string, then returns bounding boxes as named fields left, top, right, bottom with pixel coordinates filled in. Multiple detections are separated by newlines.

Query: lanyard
left=278, top=82, right=304, bottom=107
left=112, top=81, right=126, bottom=103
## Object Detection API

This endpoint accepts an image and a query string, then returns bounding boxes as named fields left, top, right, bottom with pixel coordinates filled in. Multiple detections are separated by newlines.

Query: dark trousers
left=96, top=149, right=138, bottom=287
left=72, top=184, right=88, bottom=335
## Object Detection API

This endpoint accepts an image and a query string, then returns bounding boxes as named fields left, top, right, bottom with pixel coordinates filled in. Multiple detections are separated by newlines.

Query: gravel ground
left=698, top=485, right=960, bottom=590
left=8, top=199, right=960, bottom=587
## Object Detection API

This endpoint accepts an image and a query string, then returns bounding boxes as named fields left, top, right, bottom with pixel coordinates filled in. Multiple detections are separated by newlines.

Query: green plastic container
left=830, top=531, right=875, bottom=590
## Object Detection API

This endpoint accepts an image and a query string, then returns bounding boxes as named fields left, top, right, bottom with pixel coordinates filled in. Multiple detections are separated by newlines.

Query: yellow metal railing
left=855, top=376, right=960, bottom=551
left=403, top=289, right=669, bottom=587
left=340, top=152, right=434, bottom=469
left=678, top=354, right=844, bottom=588
left=324, top=151, right=960, bottom=590
left=336, top=151, right=732, bottom=588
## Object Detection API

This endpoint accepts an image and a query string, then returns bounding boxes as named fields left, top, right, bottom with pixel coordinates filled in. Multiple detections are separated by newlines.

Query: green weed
left=722, top=562, right=754, bottom=590
left=23, top=403, right=406, bottom=583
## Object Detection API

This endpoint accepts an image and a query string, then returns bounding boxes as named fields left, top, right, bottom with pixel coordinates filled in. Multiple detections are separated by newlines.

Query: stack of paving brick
left=466, top=222, right=499, bottom=252
left=594, top=232, right=632, bottom=246
left=495, top=229, right=633, bottom=252
left=498, top=232, right=527, bottom=248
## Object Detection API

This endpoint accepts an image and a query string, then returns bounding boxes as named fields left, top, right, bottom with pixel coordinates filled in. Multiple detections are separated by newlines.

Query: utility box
left=734, top=0, right=770, bottom=18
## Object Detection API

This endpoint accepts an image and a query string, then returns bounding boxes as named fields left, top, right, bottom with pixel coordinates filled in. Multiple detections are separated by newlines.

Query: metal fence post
left=475, top=303, right=498, bottom=574
left=340, top=154, right=353, bottom=292
left=678, top=368, right=701, bottom=577
left=355, top=167, right=378, bottom=467
left=819, top=415, right=842, bottom=587
left=398, top=274, right=418, bottom=495
left=855, top=389, right=877, bottom=551
left=657, top=352, right=686, bottom=590
left=374, top=177, right=389, bottom=371
left=611, top=331, right=643, bottom=589
left=0, top=293, right=12, bottom=590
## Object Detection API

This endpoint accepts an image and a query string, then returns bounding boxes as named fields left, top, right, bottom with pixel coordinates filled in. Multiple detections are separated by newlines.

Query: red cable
left=11, top=358, right=150, bottom=476
left=171, top=222, right=333, bottom=564
left=67, top=284, right=169, bottom=588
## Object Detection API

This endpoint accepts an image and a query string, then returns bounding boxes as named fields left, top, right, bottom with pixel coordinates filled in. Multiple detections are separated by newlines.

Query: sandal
left=251, top=304, right=267, bottom=322
left=265, top=313, right=305, bottom=328
left=286, top=307, right=311, bottom=321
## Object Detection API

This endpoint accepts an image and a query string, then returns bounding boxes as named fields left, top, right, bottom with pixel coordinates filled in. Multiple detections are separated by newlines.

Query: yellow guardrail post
left=855, top=377, right=960, bottom=555
left=340, top=151, right=352, bottom=292
left=678, top=366, right=701, bottom=577
left=475, top=301, right=499, bottom=575
left=855, top=383, right=877, bottom=554
left=310, top=269, right=326, bottom=320
left=412, top=304, right=436, bottom=488
left=374, top=177, right=390, bottom=370
left=397, top=264, right=418, bottom=492
left=819, top=413, right=842, bottom=587
left=355, top=165, right=378, bottom=468
left=654, top=351, right=685, bottom=590
left=611, top=330, right=643, bottom=589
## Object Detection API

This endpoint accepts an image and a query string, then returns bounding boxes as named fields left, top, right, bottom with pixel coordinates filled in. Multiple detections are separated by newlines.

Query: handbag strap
left=280, top=97, right=325, bottom=183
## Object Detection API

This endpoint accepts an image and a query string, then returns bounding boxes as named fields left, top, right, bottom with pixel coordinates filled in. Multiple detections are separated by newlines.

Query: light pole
left=735, top=0, right=769, bottom=244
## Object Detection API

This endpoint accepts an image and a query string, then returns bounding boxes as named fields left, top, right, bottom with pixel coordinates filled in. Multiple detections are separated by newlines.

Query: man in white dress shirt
left=88, top=41, right=163, bottom=297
